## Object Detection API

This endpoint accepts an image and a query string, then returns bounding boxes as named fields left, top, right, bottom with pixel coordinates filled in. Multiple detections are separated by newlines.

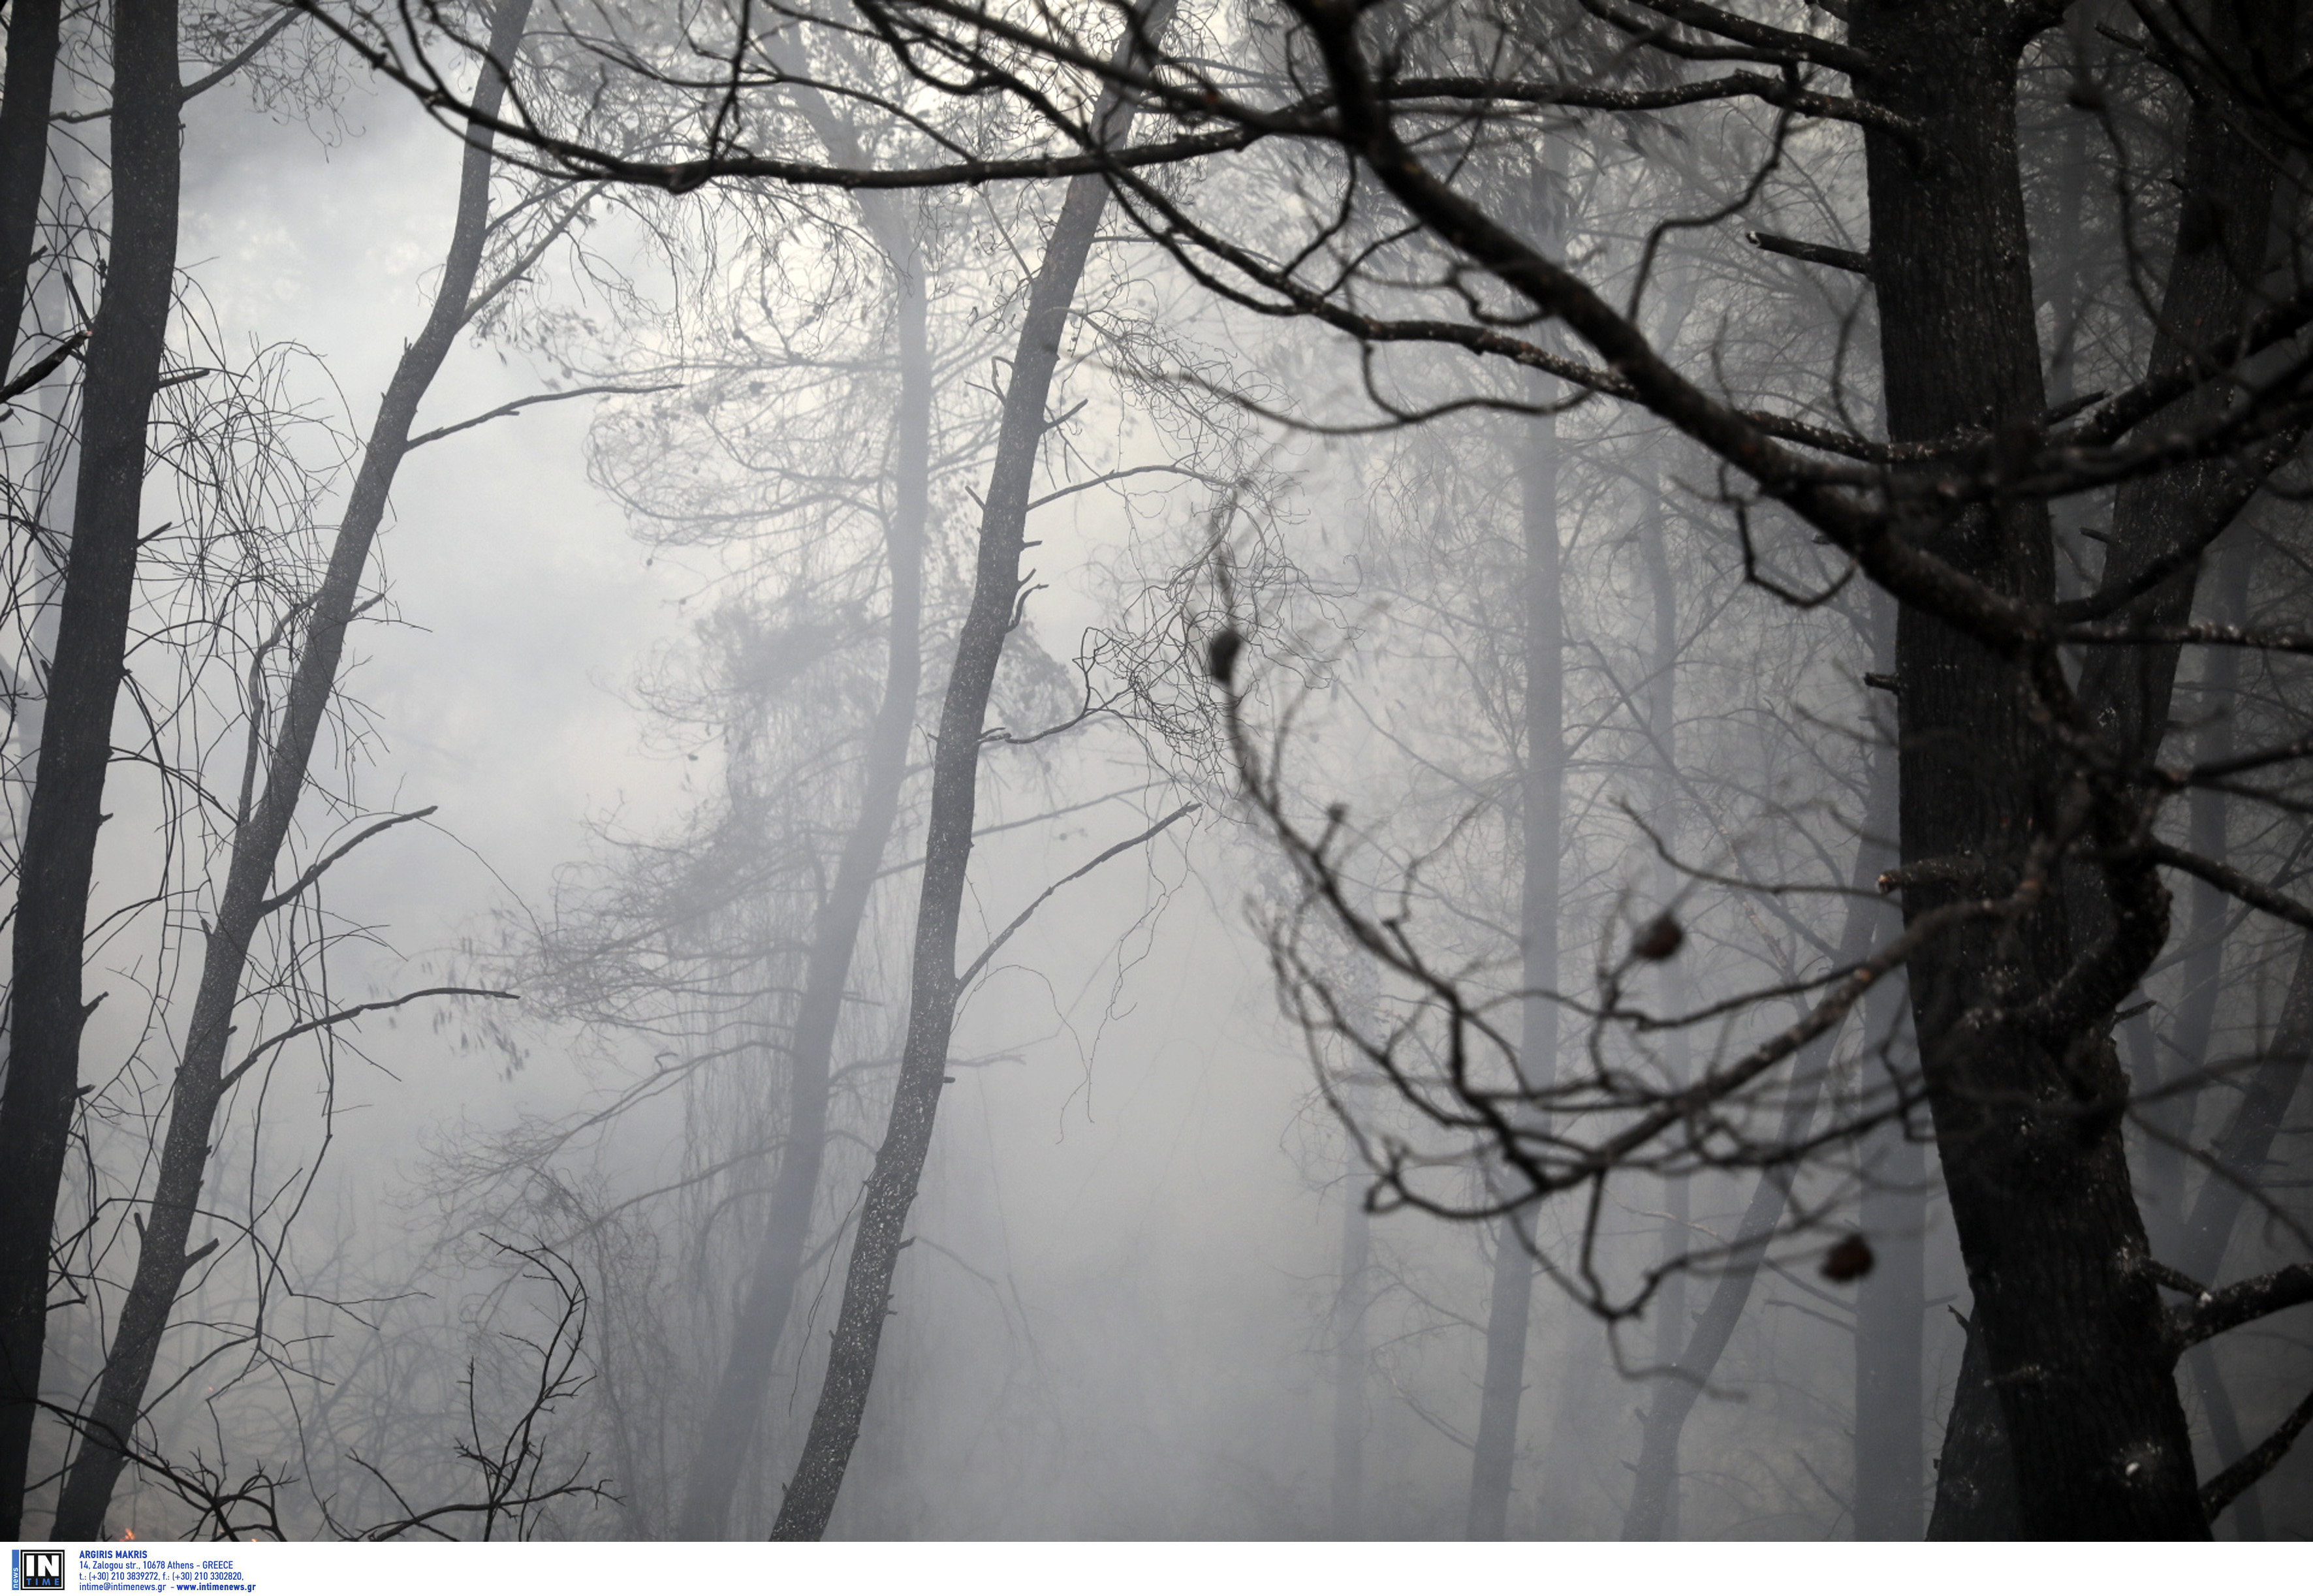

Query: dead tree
left=47, top=0, right=541, bottom=1534
left=770, top=8, right=1182, bottom=1536
left=0, top=0, right=184, bottom=1535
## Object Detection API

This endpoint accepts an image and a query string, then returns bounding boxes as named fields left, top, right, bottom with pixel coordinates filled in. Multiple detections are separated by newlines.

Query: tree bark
left=0, top=0, right=62, bottom=384
left=1925, top=1310, right=2021, bottom=1538
left=1855, top=0, right=2205, bottom=1537
left=765, top=8, right=1174, bottom=1539
left=1853, top=592, right=1924, bottom=1541
left=46, top=0, right=531, bottom=1535
left=673, top=104, right=930, bottom=1541
left=1465, top=369, right=1560, bottom=1542
left=2142, top=545, right=2255, bottom=1263
left=0, top=0, right=180, bottom=1537
left=2072, top=12, right=2288, bottom=1264
left=1908, top=3, right=2293, bottom=1534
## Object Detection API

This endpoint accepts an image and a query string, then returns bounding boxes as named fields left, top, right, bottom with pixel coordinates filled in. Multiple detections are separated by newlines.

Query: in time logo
left=12, top=1550, right=63, bottom=1591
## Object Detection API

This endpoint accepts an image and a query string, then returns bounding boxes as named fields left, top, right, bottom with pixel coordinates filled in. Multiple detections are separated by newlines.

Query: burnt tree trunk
left=0, top=0, right=180, bottom=1536
left=674, top=108, right=931, bottom=1541
left=1926, top=1310, right=2022, bottom=1538
left=1854, top=591, right=1925, bottom=1540
left=1856, top=0, right=2203, bottom=1537
left=766, top=8, right=1174, bottom=1539
left=46, top=0, right=532, bottom=1535
left=0, top=0, right=62, bottom=384
left=1909, top=0, right=2294, bottom=1535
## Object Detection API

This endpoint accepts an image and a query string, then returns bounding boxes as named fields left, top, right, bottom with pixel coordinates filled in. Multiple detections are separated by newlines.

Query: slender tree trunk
left=766, top=9, right=1174, bottom=1539
left=1851, top=976, right=1925, bottom=1537
left=1329, top=1187, right=1369, bottom=1539
left=0, top=0, right=62, bottom=384
left=1620, top=749, right=1897, bottom=1540
left=0, top=0, right=181, bottom=1535
left=2158, top=540, right=2254, bottom=1255
left=1637, top=486, right=1690, bottom=1537
left=1465, top=372, right=1560, bottom=1541
left=46, top=2, right=532, bottom=1534
left=674, top=149, right=930, bottom=1541
left=1466, top=1215, right=1535, bottom=1539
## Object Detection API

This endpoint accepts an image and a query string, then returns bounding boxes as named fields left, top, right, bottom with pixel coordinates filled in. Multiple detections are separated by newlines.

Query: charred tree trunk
left=1926, top=1311, right=2022, bottom=1537
left=2074, top=22, right=2289, bottom=1265
left=46, top=1, right=532, bottom=1535
left=2166, top=542, right=2264, bottom=1535
left=1851, top=970, right=1926, bottom=1537
left=674, top=134, right=931, bottom=1542
left=766, top=10, right=1173, bottom=1540
left=1853, top=591, right=1925, bottom=1541
left=0, top=0, right=62, bottom=384
left=0, top=0, right=181, bottom=1536
left=1906, top=1, right=2294, bottom=1535
left=1856, top=0, right=2203, bottom=1537
left=1466, top=373, right=1560, bottom=1542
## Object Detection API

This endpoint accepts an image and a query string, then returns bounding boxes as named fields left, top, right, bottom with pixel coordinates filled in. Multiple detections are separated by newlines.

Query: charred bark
left=1856, top=0, right=2203, bottom=1538
left=46, top=0, right=532, bottom=1535
left=0, top=0, right=61, bottom=384
left=1926, top=1311, right=2021, bottom=1538
left=673, top=108, right=931, bottom=1541
left=1329, top=1187, right=1370, bottom=1539
left=1619, top=749, right=1897, bottom=1541
left=1913, top=1, right=2295, bottom=1535
left=0, top=0, right=180, bottom=1536
left=765, top=8, right=1174, bottom=1539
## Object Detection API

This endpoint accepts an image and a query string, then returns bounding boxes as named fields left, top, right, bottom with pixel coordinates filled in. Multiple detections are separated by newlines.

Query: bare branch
left=2201, top=1382, right=2313, bottom=1522
left=257, top=806, right=440, bottom=917
left=405, top=384, right=677, bottom=450
left=218, top=986, right=517, bottom=1093
left=2167, top=1261, right=2313, bottom=1354
left=958, top=803, right=1199, bottom=988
